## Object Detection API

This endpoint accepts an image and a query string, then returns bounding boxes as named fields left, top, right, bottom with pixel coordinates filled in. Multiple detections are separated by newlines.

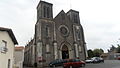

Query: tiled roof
left=15, top=46, right=24, bottom=51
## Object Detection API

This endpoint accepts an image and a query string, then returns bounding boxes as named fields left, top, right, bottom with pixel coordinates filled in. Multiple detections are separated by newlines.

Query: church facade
left=24, top=1, right=87, bottom=67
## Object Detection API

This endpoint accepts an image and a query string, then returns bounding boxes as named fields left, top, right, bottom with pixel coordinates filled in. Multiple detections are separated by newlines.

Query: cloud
left=0, top=0, right=36, bottom=45
left=1, top=0, right=120, bottom=52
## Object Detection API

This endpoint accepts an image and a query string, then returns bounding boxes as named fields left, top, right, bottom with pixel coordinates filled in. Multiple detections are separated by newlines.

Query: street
left=84, top=60, right=120, bottom=68
left=24, top=60, right=120, bottom=68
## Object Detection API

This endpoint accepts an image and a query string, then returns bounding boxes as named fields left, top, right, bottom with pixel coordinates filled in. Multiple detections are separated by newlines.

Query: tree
left=93, top=49, right=104, bottom=57
left=117, top=44, right=120, bottom=53
left=87, top=49, right=94, bottom=58
left=110, top=45, right=116, bottom=52
left=100, top=48, right=104, bottom=53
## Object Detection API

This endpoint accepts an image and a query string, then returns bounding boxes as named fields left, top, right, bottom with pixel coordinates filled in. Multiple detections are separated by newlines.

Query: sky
left=0, top=0, right=120, bottom=52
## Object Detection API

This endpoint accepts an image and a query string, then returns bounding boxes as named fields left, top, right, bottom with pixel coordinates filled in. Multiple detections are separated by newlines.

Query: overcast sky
left=1, top=0, right=120, bottom=52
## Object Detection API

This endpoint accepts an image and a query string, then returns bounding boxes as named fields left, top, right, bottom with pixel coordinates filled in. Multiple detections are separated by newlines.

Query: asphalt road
left=84, top=60, right=120, bottom=68
left=24, top=60, right=120, bottom=68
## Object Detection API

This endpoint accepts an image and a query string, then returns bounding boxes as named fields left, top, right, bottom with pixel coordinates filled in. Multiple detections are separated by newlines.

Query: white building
left=0, top=27, right=18, bottom=68
left=14, top=46, right=24, bottom=68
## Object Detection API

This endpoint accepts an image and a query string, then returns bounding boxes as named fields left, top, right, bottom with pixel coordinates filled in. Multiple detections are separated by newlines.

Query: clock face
left=59, top=25, right=69, bottom=37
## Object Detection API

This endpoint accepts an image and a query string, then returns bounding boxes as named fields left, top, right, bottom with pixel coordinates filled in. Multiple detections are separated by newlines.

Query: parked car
left=49, top=59, right=67, bottom=67
left=85, top=57, right=104, bottom=63
left=99, top=57, right=104, bottom=62
left=63, top=59, right=85, bottom=68
left=117, top=57, right=120, bottom=60
left=85, top=59, right=94, bottom=63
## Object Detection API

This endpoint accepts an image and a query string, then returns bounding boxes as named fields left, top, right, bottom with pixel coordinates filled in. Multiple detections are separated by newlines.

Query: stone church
left=24, top=0, right=87, bottom=67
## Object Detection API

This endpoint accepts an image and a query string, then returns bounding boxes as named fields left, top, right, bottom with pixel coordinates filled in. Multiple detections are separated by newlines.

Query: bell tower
left=67, top=9, right=80, bottom=24
left=35, top=1, right=54, bottom=67
left=37, top=1, right=53, bottom=20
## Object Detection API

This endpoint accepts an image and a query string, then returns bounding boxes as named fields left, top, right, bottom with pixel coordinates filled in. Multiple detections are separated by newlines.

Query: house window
left=8, top=59, right=10, bottom=68
left=0, top=40, right=8, bottom=53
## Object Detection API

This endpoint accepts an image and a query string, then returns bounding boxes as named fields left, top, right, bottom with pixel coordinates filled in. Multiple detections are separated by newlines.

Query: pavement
left=84, top=60, right=120, bottom=68
left=24, top=60, right=120, bottom=68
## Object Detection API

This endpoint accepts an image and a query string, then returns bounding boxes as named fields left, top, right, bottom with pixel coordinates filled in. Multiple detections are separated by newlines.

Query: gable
left=0, top=27, right=18, bottom=45
left=54, top=10, right=71, bottom=24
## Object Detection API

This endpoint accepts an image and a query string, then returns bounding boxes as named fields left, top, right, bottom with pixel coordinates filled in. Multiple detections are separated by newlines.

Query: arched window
left=44, top=6, right=46, bottom=17
left=44, top=6, right=50, bottom=18
left=78, top=31, right=81, bottom=40
left=75, top=26, right=81, bottom=40
left=74, top=14, right=78, bottom=23
left=79, top=45, right=82, bottom=52
left=46, top=25, right=49, bottom=37
left=47, top=7, right=50, bottom=18
left=37, top=10, right=39, bottom=19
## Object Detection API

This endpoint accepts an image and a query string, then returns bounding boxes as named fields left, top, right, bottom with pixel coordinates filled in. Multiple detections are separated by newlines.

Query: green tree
left=93, top=49, right=104, bottom=57
left=87, top=49, right=94, bottom=58
left=110, top=45, right=116, bottom=51
left=117, top=44, right=120, bottom=53
left=100, top=48, right=104, bottom=53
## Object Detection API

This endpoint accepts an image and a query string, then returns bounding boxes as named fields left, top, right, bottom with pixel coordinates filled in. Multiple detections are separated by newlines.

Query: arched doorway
left=62, top=45, right=69, bottom=59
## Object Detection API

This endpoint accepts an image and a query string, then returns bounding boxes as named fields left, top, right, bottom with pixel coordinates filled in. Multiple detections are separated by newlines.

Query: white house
left=14, top=46, right=24, bottom=68
left=0, top=27, right=18, bottom=68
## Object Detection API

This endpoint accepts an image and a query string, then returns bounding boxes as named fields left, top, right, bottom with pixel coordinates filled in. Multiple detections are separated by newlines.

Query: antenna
left=70, top=0, right=72, bottom=9
left=40, top=0, right=44, bottom=1
left=41, top=0, right=46, bottom=2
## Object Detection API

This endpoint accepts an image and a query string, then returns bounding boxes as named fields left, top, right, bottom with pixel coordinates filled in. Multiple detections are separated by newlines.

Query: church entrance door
left=62, top=45, right=69, bottom=59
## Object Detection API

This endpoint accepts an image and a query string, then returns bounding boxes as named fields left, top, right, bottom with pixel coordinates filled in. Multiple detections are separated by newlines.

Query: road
left=84, top=60, right=120, bottom=68
left=24, top=60, right=120, bottom=68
